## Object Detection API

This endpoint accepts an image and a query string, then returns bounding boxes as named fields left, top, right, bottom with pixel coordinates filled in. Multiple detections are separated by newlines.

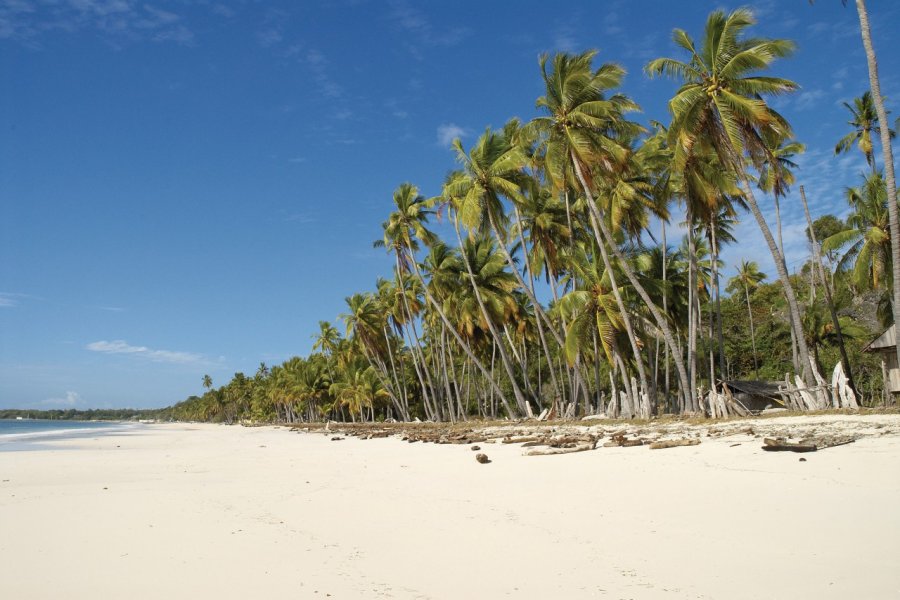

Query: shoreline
left=1, top=416, right=898, bottom=599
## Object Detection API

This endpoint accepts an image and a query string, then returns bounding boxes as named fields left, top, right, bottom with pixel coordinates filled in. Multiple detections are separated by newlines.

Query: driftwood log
left=762, top=438, right=817, bottom=452
left=649, top=439, right=700, bottom=450
left=525, top=443, right=594, bottom=456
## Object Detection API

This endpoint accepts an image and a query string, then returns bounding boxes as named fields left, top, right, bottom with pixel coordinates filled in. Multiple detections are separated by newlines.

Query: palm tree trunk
left=661, top=221, right=672, bottom=411
left=406, top=244, right=517, bottom=417
left=582, top=206, right=650, bottom=409
left=800, top=185, right=857, bottom=393
left=774, top=195, right=802, bottom=375
left=510, top=206, right=565, bottom=400
left=490, top=209, right=590, bottom=408
left=856, top=0, right=900, bottom=378
left=738, top=178, right=818, bottom=385
left=572, top=153, right=692, bottom=412
left=688, top=233, right=698, bottom=411
left=744, top=284, right=760, bottom=379
left=710, top=218, right=726, bottom=379
left=452, top=216, right=528, bottom=415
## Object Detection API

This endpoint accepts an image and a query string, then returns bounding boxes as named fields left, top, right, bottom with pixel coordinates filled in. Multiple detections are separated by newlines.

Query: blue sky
left=1, top=0, right=898, bottom=409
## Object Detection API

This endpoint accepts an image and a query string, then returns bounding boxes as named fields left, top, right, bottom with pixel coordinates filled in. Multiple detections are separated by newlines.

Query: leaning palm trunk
left=688, top=233, right=698, bottom=411
left=710, top=218, right=726, bottom=380
left=582, top=204, right=649, bottom=414
left=775, top=195, right=801, bottom=375
left=744, top=283, right=760, bottom=379
left=490, top=208, right=590, bottom=408
left=738, top=178, right=818, bottom=385
left=800, top=185, right=857, bottom=393
left=857, top=0, right=900, bottom=375
left=406, top=246, right=518, bottom=417
left=571, top=154, right=692, bottom=413
left=452, top=216, right=529, bottom=414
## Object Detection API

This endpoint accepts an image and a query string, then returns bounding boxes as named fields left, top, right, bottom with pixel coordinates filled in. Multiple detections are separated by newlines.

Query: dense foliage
left=168, top=8, right=896, bottom=424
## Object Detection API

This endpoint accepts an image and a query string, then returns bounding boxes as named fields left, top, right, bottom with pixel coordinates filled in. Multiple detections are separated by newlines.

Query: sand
left=1, top=416, right=899, bottom=599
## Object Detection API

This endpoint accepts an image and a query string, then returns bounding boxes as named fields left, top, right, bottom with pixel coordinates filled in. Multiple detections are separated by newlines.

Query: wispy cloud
left=0, top=292, right=32, bottom=308
left=388, top=0, right=471, bottom=59
left=86, top=339, right=209, bottom=365
left=436, top=123, right=468, bottom=147
left=0, top=0, right=195, bottom=46
left=97, top=305, right=126, bottom=312
left=41, top=390, right=82, bottom=407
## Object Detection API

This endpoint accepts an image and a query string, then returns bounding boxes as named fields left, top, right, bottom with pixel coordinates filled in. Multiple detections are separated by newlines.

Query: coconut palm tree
left=646, top=8, right=819, bottom=386
left=834, top=91, right=895, bottom=174
left=383, top=183, right=517, bottom=417
left=726, top=260, right=767, bottom=378
left=822, top=171, right=893, bottom=291
left=853, top=0, right=900, bottom=374
left=445, top=128, right=590, bottom=409
left=527, top=50, right=692, bottom=412
left=202, top=374, right=212, bottom=392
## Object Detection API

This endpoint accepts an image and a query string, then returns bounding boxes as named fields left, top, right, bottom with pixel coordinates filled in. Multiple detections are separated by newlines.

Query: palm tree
left=527, top=50, right=692, bottom=412
left=445, top=128, right=587, bottom=410
left=853, top=0, right=900, bottom=374
left=646, top=8, right=819, bottom=387
left=801, top=303, right=866, bottom=378
left=726, top=261, right=766, bottom=378
left=202, top=374, right=212, bottom=392
left=822, top=172, right=893, bottom=291
left=834, top=91, right=895, bottom=173
left=384, top=183, right=518, bottom=417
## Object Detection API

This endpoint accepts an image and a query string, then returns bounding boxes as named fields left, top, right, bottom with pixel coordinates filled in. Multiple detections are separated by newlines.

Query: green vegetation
left=168, top=7, right=896, bottom=424
left=0, top=408, right=159, bottom=421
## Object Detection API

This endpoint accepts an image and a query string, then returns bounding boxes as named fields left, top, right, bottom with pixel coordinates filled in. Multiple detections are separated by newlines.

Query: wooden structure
left=863, top=324, right=900, bottom=394
left=720, top=380, right=787, bottom=412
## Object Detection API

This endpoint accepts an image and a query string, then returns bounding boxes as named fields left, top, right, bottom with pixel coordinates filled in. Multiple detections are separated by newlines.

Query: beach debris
left=799, top=457, right=807, bottom=462
left=330, top=437, right=344, bottom=441
left=525, top=443, right=593, bottom=456
left=603, top=433, right=645, bottom=447
left=475, top=453, right=491, bottom=464
left=649, top=438, right=700, bottom=450
left=470, top=445, right=481, bottom=451
left=762, top=438, right=817, bottom=452
left=537, top=408, right=550, bottom=421
left=581, top=414, right=607, bottom=421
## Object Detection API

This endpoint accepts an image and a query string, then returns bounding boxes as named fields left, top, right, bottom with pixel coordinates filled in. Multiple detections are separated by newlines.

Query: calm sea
left=0, top=419, right=133, bottom=451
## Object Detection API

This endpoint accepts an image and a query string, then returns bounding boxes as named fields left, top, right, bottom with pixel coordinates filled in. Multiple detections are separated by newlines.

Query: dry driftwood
left=762, top=438, right=817, bottom=453
left=649, top=438, right=700, bottom=450
left=524, top=443, right=594, bottom=456
left=603, top=433, right=644, bottom=447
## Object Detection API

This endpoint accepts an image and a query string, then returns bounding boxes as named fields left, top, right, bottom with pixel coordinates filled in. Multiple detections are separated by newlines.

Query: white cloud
left=436, top=123, right=468, bottom=147
left=86, top=339, right=207, bottom=365
left=42, top=391, right=82, bottom=407
left=0, top=294, right=18, bottom=308
left=0, top=0, right=195, bottom=45
left=0, top=292, right=32, bottom=307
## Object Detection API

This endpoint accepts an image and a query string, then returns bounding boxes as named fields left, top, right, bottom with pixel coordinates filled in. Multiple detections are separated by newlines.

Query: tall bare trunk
left=744, top=284, right=760, bottom=379
left=856, top=0, right=900, bottom=376
left=800, top=185, right=857, bottom=393
left=452, top=216, right=528, bottom=415
left=575, top=158, right=692, bottom=412
left=407, top=244, right=516, bottom=417
left=738, top=178, right=818, bottom=385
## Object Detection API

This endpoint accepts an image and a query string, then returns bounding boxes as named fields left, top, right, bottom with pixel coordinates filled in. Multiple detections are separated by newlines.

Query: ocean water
left=0, top=419, right=133, bottom=451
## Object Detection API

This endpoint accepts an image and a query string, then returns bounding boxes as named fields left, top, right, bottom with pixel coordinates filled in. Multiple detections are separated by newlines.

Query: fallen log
left=649, top=439, right=700, bottom=450
left=762, top=438, right=817, bottom=453
left=524, top=443, right=594, bottom=456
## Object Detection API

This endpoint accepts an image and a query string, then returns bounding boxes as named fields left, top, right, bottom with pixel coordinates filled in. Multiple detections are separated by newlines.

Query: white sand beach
left=1, top=417, right=899, bottom=599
